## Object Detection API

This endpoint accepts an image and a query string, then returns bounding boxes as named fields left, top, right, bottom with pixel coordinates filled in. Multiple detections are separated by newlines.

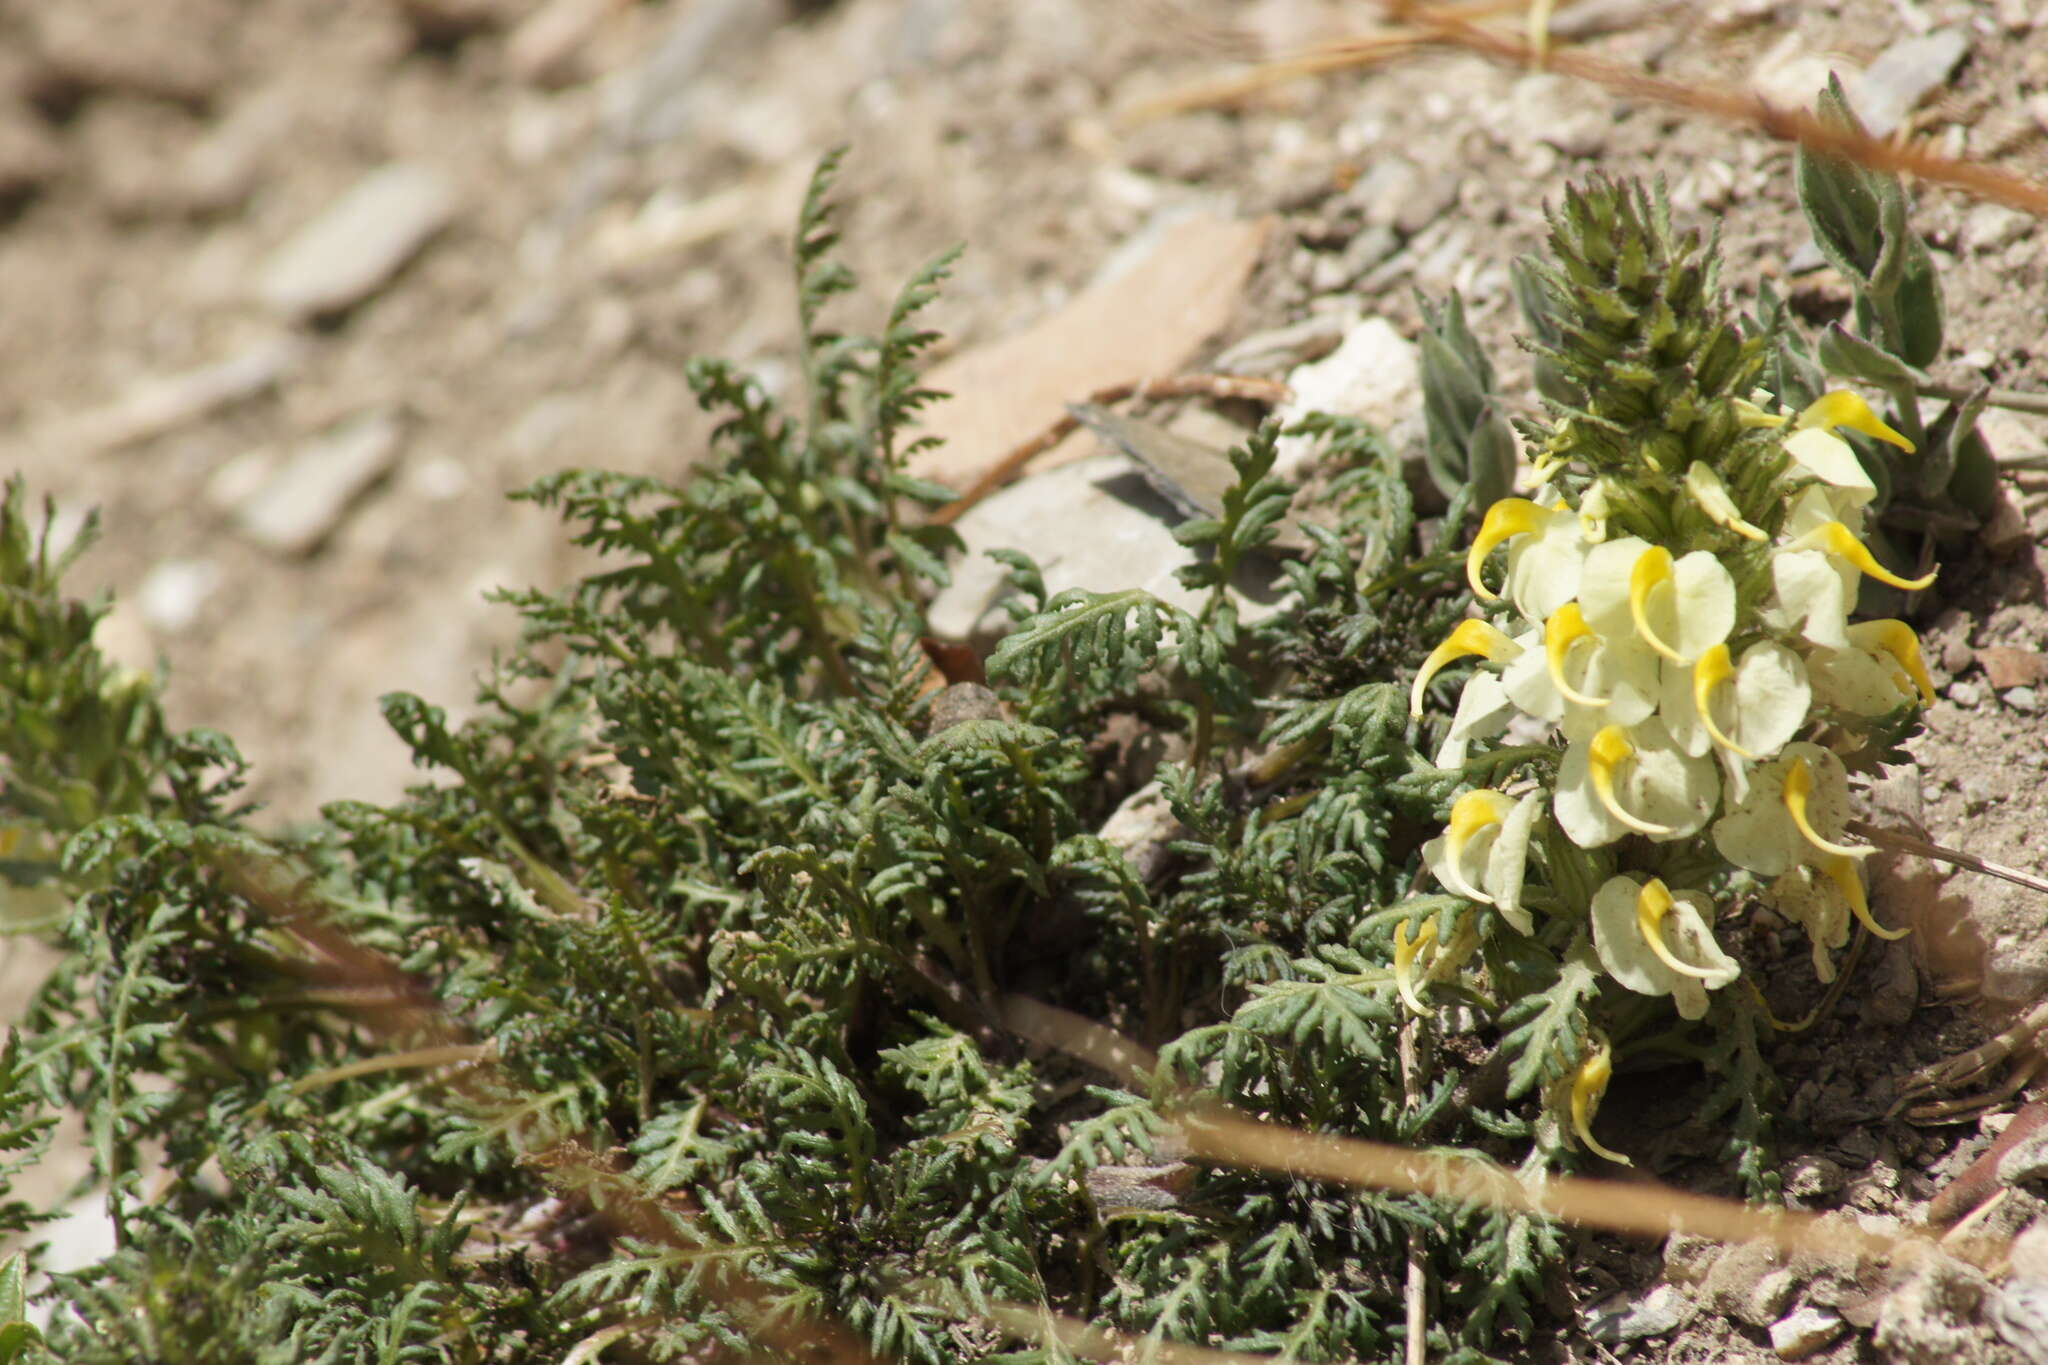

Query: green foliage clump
left=0, top=148, right=1958, bottom=1364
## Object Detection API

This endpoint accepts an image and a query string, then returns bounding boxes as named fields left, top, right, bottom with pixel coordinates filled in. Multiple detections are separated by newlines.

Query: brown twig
left=1003, top=994, right=1945, bottom=1267
left=1850, top=822, right=2048, bottom=897
left=930, top=373, right=1291, bottom=526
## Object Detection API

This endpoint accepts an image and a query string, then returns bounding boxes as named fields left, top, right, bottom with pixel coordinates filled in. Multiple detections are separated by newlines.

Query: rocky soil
left=6, top=0, right=2048, bottom=1360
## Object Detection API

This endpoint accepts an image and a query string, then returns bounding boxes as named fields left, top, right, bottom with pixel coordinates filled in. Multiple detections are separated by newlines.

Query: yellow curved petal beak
left=1796, top=521, right=1937, bottom=592
left=1394, top=917, right=1439, bottom=1015
left=1797, top=391, right=1915, bottom=452
left=1692, top=644, right=1757, bottom=759
left=1545, top=602, right=1610, bottom=708
left=1635, top=878, right=1723, bottom=981
left=1847, top=618, right=1937, bottom=706
left=1821, top=852, right=1908, bottom=941
left=1684, top=462, right=1768, bottom=542
left=1466, top=498, right=1548, bottom=601
left=1589, top=725, right=1675, bottom=837
left=1783, top=757, right=1871, bottom=861
left=1627, top=545, right=1685, bottom=663
left=1411, top=619, right=1520, bottom=718
left=1570, top=1042, right=1632, bottom=1165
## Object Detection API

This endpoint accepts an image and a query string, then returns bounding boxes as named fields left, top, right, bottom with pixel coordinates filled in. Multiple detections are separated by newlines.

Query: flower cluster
left=1407, top=390, right=1935, bottom=1160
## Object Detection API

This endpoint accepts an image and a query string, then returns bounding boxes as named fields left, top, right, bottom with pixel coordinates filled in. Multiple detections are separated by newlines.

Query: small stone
left=925, top=454, right=1218, bottom=645
left=1771, top=1305, right=1846, bottom=1359
left=923, top=683, right=1002, bottom=736
left=235, top=410, right=405, bottom=555
left=1212, top=313, right=1351, bottom=375
left=1785, top=239, right=1827, bottom=274
left=1991, top=1280, right=2048, bottom=1365
left=1998, top=1125, right=2048, bottom=1188
left=1964, top=204, right=2031, bottom=254
left=1958, top=775, right=1995, bottom=813
left=1584, top=1282, right=1694, bottom=1342
left=1272, top=318, right=1421, bottom=482
left=1662, top=1231, right=1722, bottom=1286
left=1706, top=1241, right=1802, bottom=1328
left=136, top=559, right=222, bottom=633
left=1850, top=28, right=1970, bottom=138
left=1946, top=680, right=1983, bottom=708
left=258, top=162, right=457, bottom=319
left=1750, top=31, right=1848, bottom=112
left=1786, top=1154, right=1847, bottom=1202
left=1097, top=780, right=1188, bottom=884
left=2007, top=686, right=2043, bottom=715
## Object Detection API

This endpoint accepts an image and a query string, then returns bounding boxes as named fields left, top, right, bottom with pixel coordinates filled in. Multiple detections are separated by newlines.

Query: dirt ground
left=5, top=0, right=2048, bottom=1360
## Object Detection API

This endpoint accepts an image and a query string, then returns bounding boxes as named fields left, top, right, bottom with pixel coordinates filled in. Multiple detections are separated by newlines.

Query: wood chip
left=908, top=213, right=1271, bottom=495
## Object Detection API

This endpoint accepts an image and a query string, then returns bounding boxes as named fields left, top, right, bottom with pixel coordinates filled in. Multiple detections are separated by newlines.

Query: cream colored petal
left=1807, top=645, right=1914, bottom=717
left=1576, top=536, right=1652, bottom=639
left=1506, top=506, right=1589, bottom=622
left=1784, top=427, right=1876, bottom=507
left=1769, top=549, right=1855, bottom=650
left=1659, top=656, right=1714, bottom=757
left=1614, top=715, right=1721, bottom=842
left=1730, top=641, right=1811, bottom=758
left=1434, top=671, right=1517, bottom=768
left=1483, top=791, right=1543, bottom=935
left=1766, top=861, right=1852, bottom=983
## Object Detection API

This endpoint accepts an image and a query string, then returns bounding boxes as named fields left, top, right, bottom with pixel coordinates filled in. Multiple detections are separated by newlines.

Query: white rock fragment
left=1851, top=29, right=1969, bottom=138
left=236, top=410, right=404, bottom=555
left=1771, top=1306, right=1846, bottom=1359
left=1272, top=317, right=1421, bottom=482
left=258, top=163, right=457, bottom=319
left=136, top=559, right=223, bottom=633
left=926, top=454, right=1210, bottom=644
left=1584, top=1283, right=1694, bottom=1342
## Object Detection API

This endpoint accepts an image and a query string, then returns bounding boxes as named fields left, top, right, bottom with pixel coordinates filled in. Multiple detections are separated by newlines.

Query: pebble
left=1271, top=318, right=1422, bottom=483
left=136, top=559, right=223, bottom=633
left=1583, top=1282, right=1694, bottom=1342
left=1706, top=1242, right=1802, bottom=1328
left=1997, top=1124, right=2048, bottom=1187
left=1946, top=679, right=1983, bottom=708
left=2007, top=686, right=2043, bottom=715
left=1965, top=204, right=2032, bottom=254
left=1771, top=1306, right=1846, bottom=1359
left=1850, top=28, right=1970, bottom=138
left=1785, top=239, right=1827, bottom=274
left=1785, top=1154, right=1847, bottom=1202
left=1991, top=1280, right=2048, bottom=1365
left=923, top=453, right=1223, bottom=645
left=235, top=410, right=405, bottom=555
left=257, top=162, right=457, bottom=319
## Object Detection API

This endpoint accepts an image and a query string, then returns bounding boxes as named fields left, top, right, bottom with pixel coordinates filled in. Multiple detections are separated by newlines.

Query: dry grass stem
left=1133, top=2, right=2048, bottom=219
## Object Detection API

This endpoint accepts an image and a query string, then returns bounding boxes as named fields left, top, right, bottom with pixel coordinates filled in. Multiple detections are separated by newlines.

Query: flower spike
left=1588, top=725, right=1676, bottom=836
left=1627, top=546, right=1685, bottom=663
left=1466, top=499, right=1549, bottom=601
left=1797, top=391, right=1915, bottom=452
left=1783, top=757, right=1872, bottom=861
left=1820, top=853, right=1908, bottom=941
left=1570, top=1042, right=1632, bottom=1165
left=1791, top=521, right=1937, bottom=591
left=1410, top=619, right=1521, bottom=717
left=1846, top=619, right=1937, bottom=705
left=1544, top=602, right=1610, bottom=708
left=1635, top=878, right=1725, bottom=980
